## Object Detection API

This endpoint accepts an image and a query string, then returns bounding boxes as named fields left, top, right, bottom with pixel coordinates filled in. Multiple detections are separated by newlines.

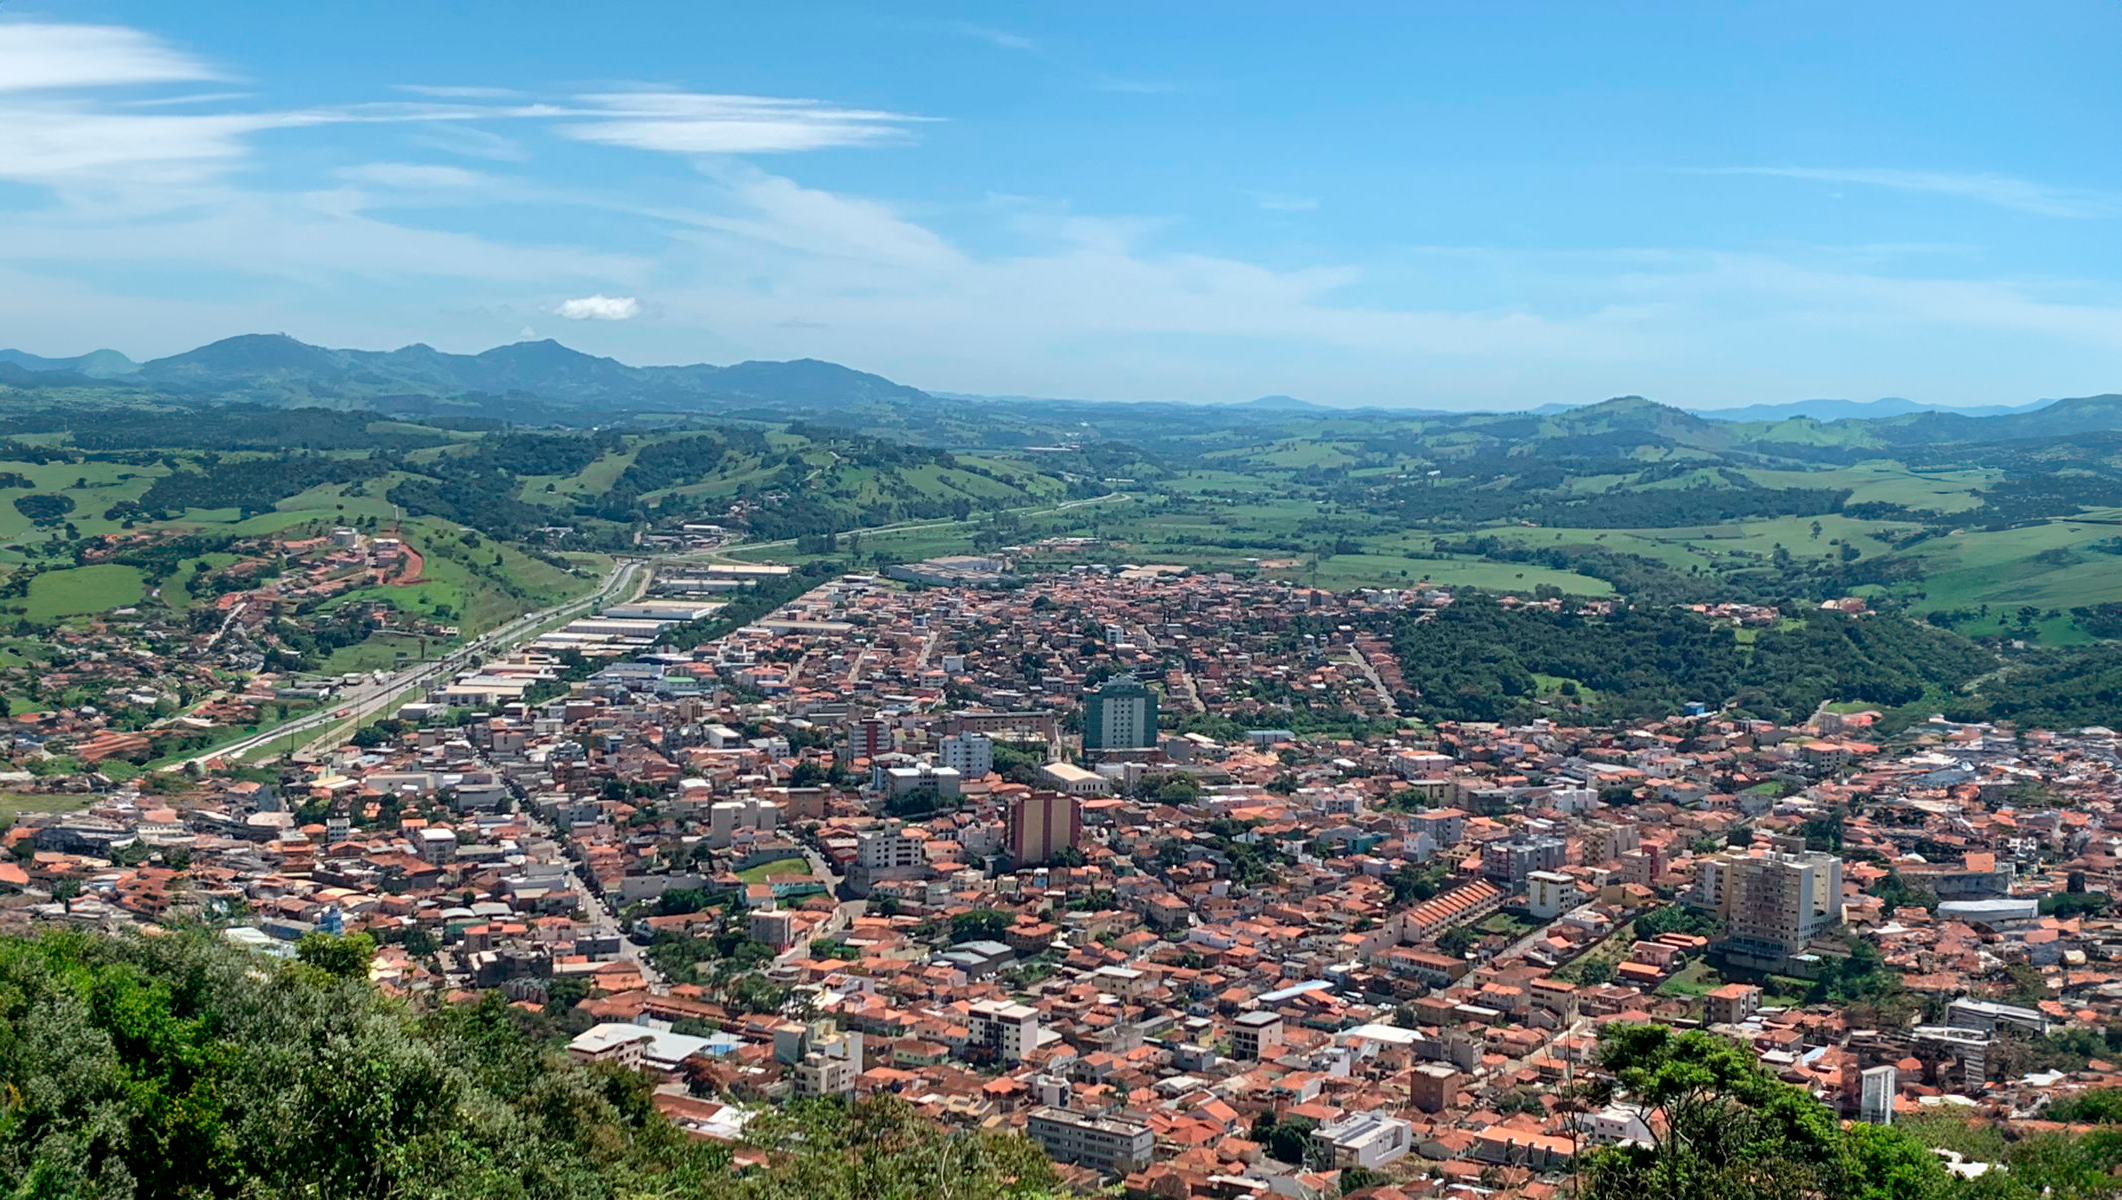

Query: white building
left=1693, top=844, right=1844, bottom=969
left=1027, top=1107, right=1154, bottom=1175
left=1038, top=762, right=1111, bottom=796
left=939, top=733, right=994, bottom=779
left=1310, top=1110, right=1414, bottom=1169
left=857, top=821, right=926, bottom=871
left=415, top=826, right=457, bottom=865
left=967, top=998, right=1041, bottom=1063
left=879, top=763, right=962, bottom=801
left=849, top=819, right=930, bottom=895
left=1860, top=1064, right=1897, bottom=1125
left=1526, top=870, right=1576, bottom=919
left=707, top=798, right=778, bottom=848
left=774, top=1021, right=865, bottom=1097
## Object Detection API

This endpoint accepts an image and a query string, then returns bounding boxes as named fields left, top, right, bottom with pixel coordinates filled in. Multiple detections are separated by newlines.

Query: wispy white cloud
left=554, top=294, right=640, bottom=320
left=335, top=162, right=491, bottom=189
left=0, top=21, right=222, bottom=92
left=0, top=19, right=929, bottom=189
left=556, top=90, right=930, bottom=155
left=1252, top=192, right=1318, bottom=213
left=0, top=105, right=282, bottom=185
left=394, top=83, right=525, bottom=100
left=0, top=188, right=649, bottom=285
left=951, top=23, right=1039, bottom=52
left=117, top=91, right=256, bottom=108
left=410, top=124, right=526, bottom=162
left=1692, top=166, right=2116, bottom=218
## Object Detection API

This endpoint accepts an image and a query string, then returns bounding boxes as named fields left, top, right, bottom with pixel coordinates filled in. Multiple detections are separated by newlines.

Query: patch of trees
left=11, top=493, right=73, bottom=525
left=70, top=405, right=457, bottom=451
left=1389, top=594, right=1992, bottom=725
left=140, top=454, right=385, bottom=517
left=615, top=430, right=767, bottom=495
left=442, top=430, right=623, bottom=479
left=1521, top=484, right=1851, bottom=529
left=1946, top=641, right=2122, bottom=729
left=387, top=472, right=552, bottom=540
left=0, top=927, right=731, bottom=1196
left=1340, top=467, right=1849, bottom=531
left=1433, top=536, right=1724, bottom=605
left=0, top=930, right=1057, bottom=1198
left=2071, top=602, right=2122, bottom=639
left=0, top=438, right=81, bottom=464
left=650, top=564, right=835, bottom=651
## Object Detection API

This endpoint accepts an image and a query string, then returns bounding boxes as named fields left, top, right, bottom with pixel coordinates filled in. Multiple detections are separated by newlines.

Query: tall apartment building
left=1230, top=1010, right=1286, bottom=1060
left=1082, top=673, right=1157, bottom=757
left=773, top=1021, right=864, bottom=1097
left=1007, top=791, right=1082, bottom=865
left=1526, top=870, right=1577, bottom=919
left=1859, top=1064, right=1897, bottom=1125
left=939, top=732, right=993, bottom=778
left=706, top=798, right=777, bottom=848
left=858, top=820, right=926, bottom=871
left=1587, top=822, right=1641, bottom=862
left=1026, top=1107, right=1155, bottom=1175
left=841, top=717, right=891, bottom=765
left=1410, top=1063, right=1461, bottom=1114
left=1692, top=844, right=1844, bottom=970
left=849, top=819, right=929, bottom=895
left=967, top=998, right=1041, bottom=1063
left=1481, top=835, right=1566, bottom=888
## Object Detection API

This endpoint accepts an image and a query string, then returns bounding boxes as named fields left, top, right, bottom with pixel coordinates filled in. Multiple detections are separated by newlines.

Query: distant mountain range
left=0, top=334, right=2112, bottom=447
left=0, top=334, right=927, bottom=417
left=0, top=348, right=140, bottom=379
left=1690, top=396, right=2059, bottom=423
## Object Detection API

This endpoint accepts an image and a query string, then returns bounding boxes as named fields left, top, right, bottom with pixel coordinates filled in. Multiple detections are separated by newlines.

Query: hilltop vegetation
left=1389, top=594, right=1996, bottom=725
left=1580, top=1023, right=2118, bottom=1200
left=0, top=927, right=1059, bottom=1200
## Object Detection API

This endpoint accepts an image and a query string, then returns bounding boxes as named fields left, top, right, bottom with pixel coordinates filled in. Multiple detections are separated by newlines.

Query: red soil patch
left=386, top=543, right=425, bottom=587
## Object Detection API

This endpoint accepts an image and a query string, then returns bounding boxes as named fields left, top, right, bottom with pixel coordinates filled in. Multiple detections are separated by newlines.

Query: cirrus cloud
left=554, top=294, right=641, bottom=321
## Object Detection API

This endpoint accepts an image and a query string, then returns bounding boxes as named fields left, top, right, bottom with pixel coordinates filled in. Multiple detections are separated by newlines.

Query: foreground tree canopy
left=1581, top=1024, right=2122, bottom=1200
left=0, top=928, right=1059, bottom=1200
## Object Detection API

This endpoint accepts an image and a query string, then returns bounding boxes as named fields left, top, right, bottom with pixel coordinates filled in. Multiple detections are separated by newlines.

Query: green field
left=0, top=792, right=93, bottom=823
left=1277, top=553, right=1613, bottom=594
left=1736, top=462, right=1998, bottom=512
left=318, top=631, right=438, bottom=675
left=736, top=857, right=809, bottom=883
left=23, top=564, right=147, bottom=622
left=1656, top=959, right=1725, bottom=999
left=1892, top=520, right=2122, bottom=618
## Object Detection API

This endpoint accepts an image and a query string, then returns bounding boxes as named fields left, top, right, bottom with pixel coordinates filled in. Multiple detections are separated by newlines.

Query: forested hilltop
left=1389, top=595, right=1998, bottom=728
left=0, top=928, right=1057, bottom=1200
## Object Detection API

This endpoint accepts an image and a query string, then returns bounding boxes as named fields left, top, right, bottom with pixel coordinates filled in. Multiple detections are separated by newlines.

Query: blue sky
left=2, top=3, right=2119, bottom=409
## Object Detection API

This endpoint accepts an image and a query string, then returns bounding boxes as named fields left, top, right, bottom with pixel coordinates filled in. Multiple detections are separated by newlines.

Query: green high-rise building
left=1083, top=673, right=1157, bottom=755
